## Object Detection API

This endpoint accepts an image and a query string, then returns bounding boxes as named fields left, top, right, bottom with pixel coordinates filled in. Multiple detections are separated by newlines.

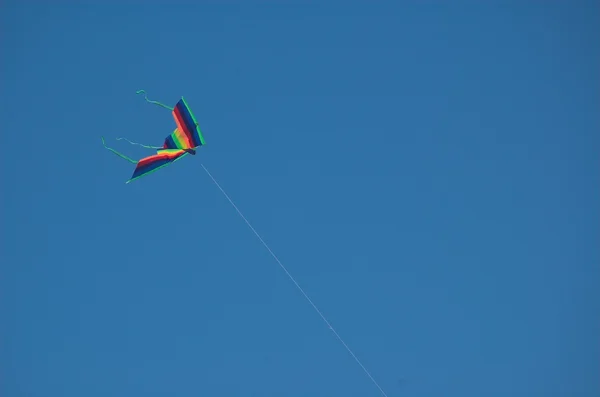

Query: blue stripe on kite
left=131, top=157, right=173, bottom=179
left=164, top=136, right=177, bottom=149
left=175, top=100, right=202, bottom=147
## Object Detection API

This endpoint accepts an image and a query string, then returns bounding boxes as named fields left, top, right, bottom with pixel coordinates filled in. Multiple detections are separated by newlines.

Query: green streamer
left=101, top=136, right=137, bottom=164
left=136, top=89, right=174, bottom=111
left=116, top=137, right=162, bottom=149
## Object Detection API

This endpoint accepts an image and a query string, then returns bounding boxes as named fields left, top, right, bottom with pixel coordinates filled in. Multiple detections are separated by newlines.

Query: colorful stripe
left=163, top=128, right=191, bottom=150
left=127, top=149, right=188, bottom=183
left=162, top=97, right=205, bottom=150
left=173, top=100, right=197, bottom=146
left=175, top=97, right=205, bottom=147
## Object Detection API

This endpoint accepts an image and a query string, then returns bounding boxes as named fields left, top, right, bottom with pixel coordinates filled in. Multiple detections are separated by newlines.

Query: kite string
left=200, top=163, right=389, bottom=397
left=136, top=89, right=174, bottom=111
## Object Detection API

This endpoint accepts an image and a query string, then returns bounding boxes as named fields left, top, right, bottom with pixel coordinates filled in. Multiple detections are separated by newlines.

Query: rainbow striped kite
left=102, top=90, right=206, bottom=183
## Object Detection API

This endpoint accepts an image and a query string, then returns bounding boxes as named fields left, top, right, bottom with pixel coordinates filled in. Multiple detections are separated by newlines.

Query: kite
left=102, top=90, right=206, bottom=183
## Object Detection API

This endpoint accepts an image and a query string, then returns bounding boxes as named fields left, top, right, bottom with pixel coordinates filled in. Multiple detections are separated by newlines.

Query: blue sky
left=1, top=2, right=598, bottom=396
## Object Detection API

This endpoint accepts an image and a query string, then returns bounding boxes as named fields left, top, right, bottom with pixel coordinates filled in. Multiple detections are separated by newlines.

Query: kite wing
left=163, top=97, right=206, bottom=150
left=127, top=148, right=189, bottom=183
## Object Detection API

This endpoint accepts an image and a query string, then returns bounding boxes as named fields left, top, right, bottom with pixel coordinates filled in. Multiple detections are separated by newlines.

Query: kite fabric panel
left=163, top=97, right=206, bottom=150
left=128, top=149, right=189, bottom=183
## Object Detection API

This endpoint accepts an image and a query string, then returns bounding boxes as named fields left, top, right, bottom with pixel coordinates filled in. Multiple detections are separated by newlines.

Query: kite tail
left=101, top=136, right=137, bottom=164
left=136, top=89, right=174, bottom=111
left=116, top=137, right=162, bottom=149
